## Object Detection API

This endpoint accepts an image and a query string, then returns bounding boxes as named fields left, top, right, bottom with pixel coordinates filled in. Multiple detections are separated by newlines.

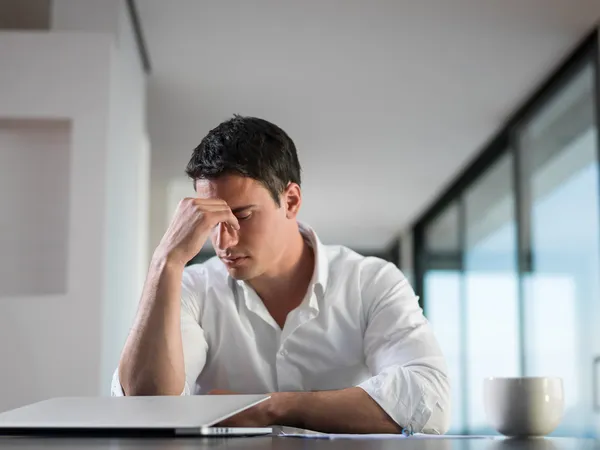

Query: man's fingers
left=178, top=197, right=239, bottom=230
left=191, top=198, right=228, bottom=206
left=211, top=209, right=240, bottom=231
left=187, top=202, right=231, bottom=212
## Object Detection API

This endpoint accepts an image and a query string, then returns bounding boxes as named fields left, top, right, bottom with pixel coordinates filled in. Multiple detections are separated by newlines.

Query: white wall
left=51, top=0, right=120, bottom=36
left=0, top=119, right=70, bottom=297
left=0, top=32, right=113, bottom=412
left=53, top=0, right=150, bottom=397
left=149, top=177, right=169, bottom=257
left=0, top=1, right=149, bottom=411
left=100, top=0, right=149, bottom=395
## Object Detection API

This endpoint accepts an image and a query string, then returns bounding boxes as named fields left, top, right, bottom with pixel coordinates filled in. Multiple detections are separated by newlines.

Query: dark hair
left=185, top=115, right=301, bottom=205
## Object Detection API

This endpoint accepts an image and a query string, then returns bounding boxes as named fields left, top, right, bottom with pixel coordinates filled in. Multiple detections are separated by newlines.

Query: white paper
left=278, top=428, right=496, bottom=440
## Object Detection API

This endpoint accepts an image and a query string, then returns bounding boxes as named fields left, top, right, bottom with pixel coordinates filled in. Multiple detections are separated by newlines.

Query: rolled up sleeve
left=357, top=261, right=451, bottom=434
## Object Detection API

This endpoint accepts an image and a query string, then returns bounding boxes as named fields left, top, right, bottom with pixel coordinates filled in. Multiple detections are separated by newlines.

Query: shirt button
left=279, top=349, right=288, bottom=357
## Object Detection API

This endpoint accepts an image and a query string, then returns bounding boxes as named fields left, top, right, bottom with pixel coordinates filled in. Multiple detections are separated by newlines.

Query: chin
left=228, top=270, right=253, bottom=281
left=226, top=265, right=257, bottom=281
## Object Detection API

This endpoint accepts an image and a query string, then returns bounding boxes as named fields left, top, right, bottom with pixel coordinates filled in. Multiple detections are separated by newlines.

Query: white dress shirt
left=112, top=223, right=450, bottom=434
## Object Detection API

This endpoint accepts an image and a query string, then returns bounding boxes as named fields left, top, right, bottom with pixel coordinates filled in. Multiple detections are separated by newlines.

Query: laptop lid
left=0, top=395, right=270, bottom=431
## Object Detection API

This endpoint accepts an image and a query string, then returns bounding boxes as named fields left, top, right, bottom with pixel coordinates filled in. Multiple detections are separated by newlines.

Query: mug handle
left=594, top=356, right=600, bottom=413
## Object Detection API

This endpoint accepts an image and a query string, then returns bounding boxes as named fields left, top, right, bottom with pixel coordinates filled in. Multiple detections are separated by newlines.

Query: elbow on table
left=422, top=371, right=452, bottom=435
left=426, top=401, right=451, bottom=435
left=403, top=364, right=451, bottom=435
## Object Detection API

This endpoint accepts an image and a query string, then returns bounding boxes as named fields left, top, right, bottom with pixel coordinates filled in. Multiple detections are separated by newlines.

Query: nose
left=213, top=222, right=239, bottom=252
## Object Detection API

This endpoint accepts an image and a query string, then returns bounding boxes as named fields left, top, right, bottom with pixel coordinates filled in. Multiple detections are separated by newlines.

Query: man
left=113, top=115, right=450, bottom=434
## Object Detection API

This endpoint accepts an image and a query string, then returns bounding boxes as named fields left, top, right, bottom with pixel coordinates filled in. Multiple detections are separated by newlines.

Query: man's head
left=185, top=115, right=303, bottom=280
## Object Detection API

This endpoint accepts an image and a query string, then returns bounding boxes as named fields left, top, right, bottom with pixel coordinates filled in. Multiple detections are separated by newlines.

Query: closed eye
left=236, top=213, right=252, bottom=221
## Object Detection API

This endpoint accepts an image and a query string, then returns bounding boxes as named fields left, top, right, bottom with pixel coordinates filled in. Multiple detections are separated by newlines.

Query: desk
left=0, top=436, right=596, bottom=450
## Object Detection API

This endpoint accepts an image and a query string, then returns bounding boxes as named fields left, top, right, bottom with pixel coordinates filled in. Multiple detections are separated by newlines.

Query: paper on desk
left=278, top=427, right=494, bottom=439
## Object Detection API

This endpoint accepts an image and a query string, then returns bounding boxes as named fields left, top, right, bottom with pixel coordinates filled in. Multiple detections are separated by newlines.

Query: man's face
left=195, top=174, right=299, bottom=281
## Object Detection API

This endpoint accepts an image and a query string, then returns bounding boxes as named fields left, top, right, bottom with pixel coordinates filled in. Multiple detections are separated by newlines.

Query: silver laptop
left=0, top=395, right=273, bottom=436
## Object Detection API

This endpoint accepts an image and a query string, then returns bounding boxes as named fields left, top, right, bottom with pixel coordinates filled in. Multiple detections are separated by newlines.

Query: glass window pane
left=423, top=202, right=463, bottom=433
left=464, top=152, right=520, bottom=433
left=518, top=63, right=600, bottom=437
left=425, top=270, right=463, bottom=432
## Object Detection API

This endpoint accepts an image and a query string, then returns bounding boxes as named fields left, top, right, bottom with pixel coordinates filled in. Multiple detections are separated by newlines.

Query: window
left=413, top=30, right=600, bottom=437
left=422, top=202, right=463, bottom=432
left=518, top=63, right=600, bottom=437
left=463, top=152, right=520, bottom=433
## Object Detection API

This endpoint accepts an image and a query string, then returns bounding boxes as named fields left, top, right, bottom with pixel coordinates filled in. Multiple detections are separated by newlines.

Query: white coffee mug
left=483, top=377, right=564, bottom=437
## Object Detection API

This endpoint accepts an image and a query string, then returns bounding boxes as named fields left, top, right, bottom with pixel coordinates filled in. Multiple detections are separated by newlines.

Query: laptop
left=0, top=395, right=273, bottom=436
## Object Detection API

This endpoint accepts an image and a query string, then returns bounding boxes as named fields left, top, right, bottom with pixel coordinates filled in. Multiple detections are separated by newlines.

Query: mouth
left=220, top=256, right=249, bottom=267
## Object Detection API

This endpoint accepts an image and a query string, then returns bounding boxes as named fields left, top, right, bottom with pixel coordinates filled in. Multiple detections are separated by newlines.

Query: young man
left=113, top=116, right=450, bottom=434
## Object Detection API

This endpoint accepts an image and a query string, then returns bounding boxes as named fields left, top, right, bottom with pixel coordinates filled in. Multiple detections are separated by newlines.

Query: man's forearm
left=118, top=255, right=186, bottom=396
left=271, top=387, right=402, bottom=434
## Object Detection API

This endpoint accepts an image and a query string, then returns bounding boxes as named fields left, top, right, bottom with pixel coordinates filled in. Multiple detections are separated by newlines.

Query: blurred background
left=1, top=0, right=600, bottom=438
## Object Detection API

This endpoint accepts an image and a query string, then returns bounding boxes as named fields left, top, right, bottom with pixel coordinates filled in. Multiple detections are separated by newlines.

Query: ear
left=282, top=182, right=302, bottom=219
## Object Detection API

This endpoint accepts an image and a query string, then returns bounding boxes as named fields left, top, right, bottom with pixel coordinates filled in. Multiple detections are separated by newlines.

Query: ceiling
left=136, top=0, right=600, bottom=249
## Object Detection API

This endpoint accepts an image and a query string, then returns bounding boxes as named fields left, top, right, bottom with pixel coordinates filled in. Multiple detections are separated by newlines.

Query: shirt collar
left=298, top=221, right=329, bottom=298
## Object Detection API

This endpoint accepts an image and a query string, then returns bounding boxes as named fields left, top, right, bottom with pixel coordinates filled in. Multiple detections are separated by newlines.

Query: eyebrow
left=230, top=204, right=256, bottom=214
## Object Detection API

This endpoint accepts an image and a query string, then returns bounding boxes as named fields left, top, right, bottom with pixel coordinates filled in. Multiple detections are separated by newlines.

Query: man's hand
left=209, top=388, right=401, bottom=433
left=156, top=198, right=240, bottom=267
left=209, top=390, right=276, bottom=427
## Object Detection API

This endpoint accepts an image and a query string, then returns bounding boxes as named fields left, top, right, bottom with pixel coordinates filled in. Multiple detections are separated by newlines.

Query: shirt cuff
left=111, top=367, right=190, bottom=396
left=357, top=365, right=433, bottom=433
left=111, top=368, right=125, bottom=396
